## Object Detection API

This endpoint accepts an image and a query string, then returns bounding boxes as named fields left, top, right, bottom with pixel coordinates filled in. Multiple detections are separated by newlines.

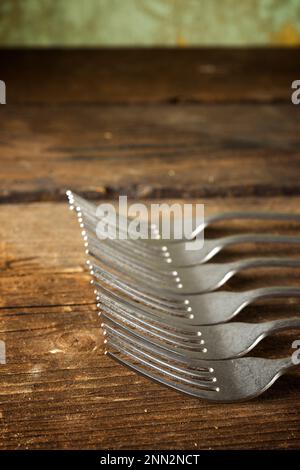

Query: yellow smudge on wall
left=271, top=23, right=300, bottom=46
left=176, top=35, right=187, bottom=48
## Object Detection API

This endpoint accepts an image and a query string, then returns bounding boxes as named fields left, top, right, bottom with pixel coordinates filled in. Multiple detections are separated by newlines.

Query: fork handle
left=258, top=317, right=300, bottom=337
left=206, top=211, right=300, bottom=224
left=219, top=233, right=300, bottom=248
left=231, top=257, right=300, bottom=274
left=245, top=286, right=300, bottom=304
left=191, top=211, right=300, bottom=238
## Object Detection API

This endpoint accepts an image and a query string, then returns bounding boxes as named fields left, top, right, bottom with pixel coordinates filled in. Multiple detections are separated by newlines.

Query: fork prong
left=103, top=321, right=210, bottom=369
left=86, top=236, right=176, bottom=288
left=85, top=225, right=156, bottom=261
left=98, top=290, right=201, bottom=339
left=104, top=321, right=196, bottom=367
left=106, top=350, right=219, bottom=399
left=88, top=242, right=168, bottom=285
left=95, top=279, right=188, bottom=317
left=72, top=193, right=160, bottom=253
left=93, top=273, right=181, bottom=312
left=91, top=262, right=183, bottom=308
left=93, top=276, right=185, bottom=314
left=105, top=327, right=219, bottom=397
left=100, top=303, right=206, bottom=351
left=107, top=336, right=217, bottom=390
left=84, top=216, right=161, bottom=258
left=104, top=321, right=214, bottom=381
left=107, top=332, right=212, bottom=380
left=101, top=311, right=207, bottom=357
left=87, top=236, right=170, bottom=283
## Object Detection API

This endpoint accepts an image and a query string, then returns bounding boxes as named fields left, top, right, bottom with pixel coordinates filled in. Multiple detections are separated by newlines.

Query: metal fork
left=68, top=191, right=300, bottom=267
left=89, top=249, right=300, bottom=295
left=93, top=273, right=300, bottom=324
left=71, top=206, right=300, bottom=302
left=66, top=193, right=300, bottom=400
left=83, top=212, right=300, bottom=267
left=67, top=192, right=300, bottom=305
left=102, top=322, right=299, bottom=402
left=68, top=191, right=300, bottom=242
left=68, top=194, right=300, bottom=300
left=84, top=243, right=300, bottom=331
left=97, top=286, right=300, bottom=359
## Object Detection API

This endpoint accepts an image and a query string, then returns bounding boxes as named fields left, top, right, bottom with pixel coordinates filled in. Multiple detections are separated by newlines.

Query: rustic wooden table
left=0, top=49, right=300, bottom=450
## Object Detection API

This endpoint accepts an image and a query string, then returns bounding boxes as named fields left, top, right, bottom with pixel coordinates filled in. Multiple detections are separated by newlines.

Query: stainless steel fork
left=102, top=322, right=299, bottom=402
left=69, top=191, right=300, bottom=267
left=67, top=193, right=300, bottom=301
left=83, top=214, right=300, bottom=267
left=90, top=251, right=300, bottom=295
left=94, top=274, right=300, bottom=324
left=66, top=192, right=300, bottom=400
left=97, top=286, right=300, bottom=359
left=83, top=243, right=300, bottom=335
left=68, top=191, right=300, bottom=242
left=83, top=241, right=300, bottom=333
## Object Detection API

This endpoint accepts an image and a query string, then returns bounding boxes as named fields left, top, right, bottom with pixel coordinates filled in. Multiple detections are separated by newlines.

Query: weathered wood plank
left=0, top=200, right=300, bottom=449
left=2, top=48, right=300, bottom=450
left=2, top=49, right=300, bottom=104
left=1, top=104, right=300, bottom=202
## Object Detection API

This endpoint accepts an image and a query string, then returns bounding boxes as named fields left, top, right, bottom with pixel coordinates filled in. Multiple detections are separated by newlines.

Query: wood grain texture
left=0, top=200, right=300, bottom=450
left=1, top=48, right=300, bottom=104
left=1, top=49, right=300, bottom=450
left=1, top=104, right=300, bottom=202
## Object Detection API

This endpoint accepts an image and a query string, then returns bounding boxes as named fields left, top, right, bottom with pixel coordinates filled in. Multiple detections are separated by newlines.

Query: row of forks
left=67, top=191, right=300, bottom=402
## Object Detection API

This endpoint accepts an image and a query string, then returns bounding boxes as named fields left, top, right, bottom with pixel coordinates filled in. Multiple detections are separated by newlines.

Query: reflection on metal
left=0, top=80, right=5, bottom=104
left=0, top=340, right=6, bottom=364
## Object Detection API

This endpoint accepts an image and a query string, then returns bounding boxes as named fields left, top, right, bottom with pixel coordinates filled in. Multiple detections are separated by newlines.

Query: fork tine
left=93, top=275, right=184, bottom=313
left=103, top=320, right=204, bottom=366
left=71, top=193, right=159, bottom=253
left=93, top=271, right=181, bottom=311
left=104, top=324, right=220, bottom=397
left=87, top=235, right=169, bottom=282
left=91, top=260, right=183, bottom=307
left=92, top=261, right=174, bottom=299
left=70, top=192, right=156, bottom=239
left=98, top=291, right=201, bottom=340
left=86, top=235, right=174, bottom=287
left=104, top=321, right=213, bottom=375
left=95, top=279, right=188, bottom=317
left=101, top=311, right=207, bottom=356
left=83, top=226, right=172, bottom=282
left=105, top=334, right=299, bottom=402
left=84, top=215, right=160, bottom=258
left=100, top=303, right=205, bottom=351
left=106, top=350, right=217, bottom=399
left=88, top=240, right=168, bottom=285
left=106, top=337, right=216, bottom=390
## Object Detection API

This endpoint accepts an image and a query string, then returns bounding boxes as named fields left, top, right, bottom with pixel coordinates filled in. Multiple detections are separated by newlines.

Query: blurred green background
left=0, top=0, right=300, bottom=47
